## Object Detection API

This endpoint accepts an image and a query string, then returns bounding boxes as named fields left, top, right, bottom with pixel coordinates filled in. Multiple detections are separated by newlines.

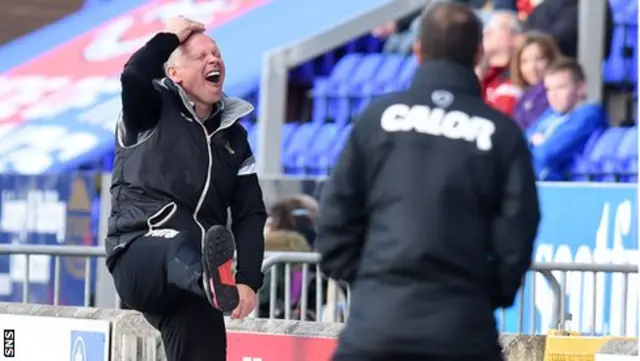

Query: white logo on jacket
left=380, top=104, right=496, bottom=151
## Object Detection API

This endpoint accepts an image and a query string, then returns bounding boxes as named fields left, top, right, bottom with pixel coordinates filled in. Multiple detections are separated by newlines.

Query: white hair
left=163, top=47, right=184, bottom=76
left=487, top=10, right=523, bottom=33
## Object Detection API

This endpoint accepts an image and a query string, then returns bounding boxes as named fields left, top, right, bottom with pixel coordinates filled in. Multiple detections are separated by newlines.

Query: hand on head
left=165, top=16, right=206, bottom=43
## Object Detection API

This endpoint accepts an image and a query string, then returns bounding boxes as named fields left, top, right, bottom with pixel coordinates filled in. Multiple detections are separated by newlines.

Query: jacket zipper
left=192, top=119, right=244, bottom=246
left=193, top=121, right=214, bottom=246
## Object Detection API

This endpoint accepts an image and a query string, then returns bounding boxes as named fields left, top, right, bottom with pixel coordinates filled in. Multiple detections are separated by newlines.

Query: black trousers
left=111, top=230, right=226, bottom=361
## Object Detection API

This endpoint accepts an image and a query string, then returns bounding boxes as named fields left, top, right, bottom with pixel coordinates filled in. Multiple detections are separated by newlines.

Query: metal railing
left=0, top=244, right=637, bottom=335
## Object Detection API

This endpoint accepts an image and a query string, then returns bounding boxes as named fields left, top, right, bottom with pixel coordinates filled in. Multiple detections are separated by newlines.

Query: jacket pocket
left=146, top=202, right=178, bottom=231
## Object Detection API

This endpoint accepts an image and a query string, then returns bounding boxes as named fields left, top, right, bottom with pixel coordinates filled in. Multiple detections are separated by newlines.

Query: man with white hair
left=479, top=10, right=524, bottom=116
left=105, top=16, right=266, bottom=361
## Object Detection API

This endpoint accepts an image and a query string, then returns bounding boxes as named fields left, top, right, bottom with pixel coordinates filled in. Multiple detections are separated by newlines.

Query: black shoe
left=201, top=225, right=239, bottom=313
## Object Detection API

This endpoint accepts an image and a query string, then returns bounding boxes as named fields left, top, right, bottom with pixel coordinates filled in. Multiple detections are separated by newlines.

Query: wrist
left=236, top=272, right=264, bottom=293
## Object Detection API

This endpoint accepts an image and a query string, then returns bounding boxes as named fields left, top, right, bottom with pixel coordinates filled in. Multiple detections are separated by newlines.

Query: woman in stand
left=510, top=31, right=562, bottom=129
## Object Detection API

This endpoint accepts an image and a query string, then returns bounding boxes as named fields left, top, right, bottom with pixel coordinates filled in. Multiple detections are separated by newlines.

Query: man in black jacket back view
left=316, top=3, right=541, bottom=361
left=105, top=16, right=267, bottom=361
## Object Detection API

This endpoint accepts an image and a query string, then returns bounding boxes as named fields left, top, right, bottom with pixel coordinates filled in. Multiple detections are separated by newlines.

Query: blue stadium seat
left=570, top=130, right=603, bottom=180
left=303, top=123, right=343, bottom=174
left=386, top=56, right=417, bottom=92
left=333, top=54, right=384, bottom=124
left=610, top=0, right=629, bottom=22
left=572, top=127, right=628, bottom=181
left=316, top=123, right=353, bottom=173
left=604, top=0, right=638, bottom=84
left=247, top=122, right=298, bottom=160
left=604, top=24, right=638, bottom=84
left=283, top=122, right=322, bottom=174
left=312, top=54, right=363, bottom=124
left=355, top=54, right=407, bottom=114
left=616, top=126, right=638, bottom=182
left=282, top=122, right=298, bottom=148
left=618, top=0, right=638, bottom=24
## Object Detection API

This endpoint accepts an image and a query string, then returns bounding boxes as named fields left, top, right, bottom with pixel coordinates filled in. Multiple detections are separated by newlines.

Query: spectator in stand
left=263, top=196, right=317, bottom=249
left=479, top=11, right=524, bottom=116
left=259, top=196, right=320, bottom=319
left=525, top=0, right=614, bottom=59
left=511, top=31, right=561, bottom=130
left=526, top=58, right=607, bottom=180
left=372, top=10, right=421, bottom=53
left=372, top=1, right=511, bottom=53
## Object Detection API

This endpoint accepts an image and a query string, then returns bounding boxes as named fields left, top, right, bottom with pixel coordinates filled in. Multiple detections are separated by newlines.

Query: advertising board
left=502, top=183, right=638, bottom=336
left=0, top=314, right=110, bottom=361
left=228, top=331, right=337, bottom=361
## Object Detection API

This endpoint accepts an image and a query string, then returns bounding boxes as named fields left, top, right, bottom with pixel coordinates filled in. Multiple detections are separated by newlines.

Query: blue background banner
left=501, top=182, right=638, bottom=336
left=0, top=173, right=97, bottom=305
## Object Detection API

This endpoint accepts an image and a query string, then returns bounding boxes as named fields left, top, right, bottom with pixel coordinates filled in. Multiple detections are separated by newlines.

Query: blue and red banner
left=0, top=0, right=268, bottom=174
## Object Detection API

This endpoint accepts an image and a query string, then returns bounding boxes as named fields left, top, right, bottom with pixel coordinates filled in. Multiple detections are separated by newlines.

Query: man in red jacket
left=479, top=11, right=524, bottom=116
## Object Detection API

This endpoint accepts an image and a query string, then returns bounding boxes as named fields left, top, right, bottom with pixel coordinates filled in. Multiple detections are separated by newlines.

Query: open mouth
left=206, top=71, right=221, bottom=84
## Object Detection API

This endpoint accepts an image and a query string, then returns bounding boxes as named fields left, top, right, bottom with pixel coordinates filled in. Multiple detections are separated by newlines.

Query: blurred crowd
left=373, top=0, right=613, bottom=180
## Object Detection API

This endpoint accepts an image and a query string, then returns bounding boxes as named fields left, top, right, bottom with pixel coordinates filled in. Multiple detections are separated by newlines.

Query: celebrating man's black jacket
left=105, top=33, right=266, bottom=292
left=317, top=60, right=540, bottom=356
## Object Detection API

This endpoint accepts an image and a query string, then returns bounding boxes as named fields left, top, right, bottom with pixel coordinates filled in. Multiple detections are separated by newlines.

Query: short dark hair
left=418, top=2, right=482, bottom=67
left=545, top=57, right=586, bottom=83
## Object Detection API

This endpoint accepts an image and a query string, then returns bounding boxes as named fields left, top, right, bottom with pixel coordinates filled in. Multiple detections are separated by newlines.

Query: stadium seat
left=604, top=0, right=638, bottom=84
left=333, top=54, right=385, bottom=124
left=303, top=123, right=343, bottom=174
left=385, top=56, right=417, bottom=92
left=312, top=54, right=363, bottom=124
left=617, top=0, right=638, bottom=24
left=604, top=24, right=638, bottom=84
left=572, top=127, right=628, bottom=181
left=247, top=122, right=298, bottom=161
left=282, top=122, right=322, bottom=174
left=316, top=123, right=353, bottom=173
left=355, top=54, right=407, bottom=114
left=569, top=130, right=603, bottom=181
left=615, top=126, right=638, bottom=182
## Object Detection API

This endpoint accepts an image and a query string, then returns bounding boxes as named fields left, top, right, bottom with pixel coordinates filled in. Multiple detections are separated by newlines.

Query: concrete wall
left=0, top=302, right=550, bottom=361
left=4, top=303, right=634, bottom=361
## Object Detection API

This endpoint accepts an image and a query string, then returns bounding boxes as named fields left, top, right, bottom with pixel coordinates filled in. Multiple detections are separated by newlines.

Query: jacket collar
left=410, top=59, right=482, bottom=97
left=154, top=77, right=254, bottom=128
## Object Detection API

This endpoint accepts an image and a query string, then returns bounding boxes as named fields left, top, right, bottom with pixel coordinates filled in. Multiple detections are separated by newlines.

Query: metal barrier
left=0, top=244, right=637, bottom=335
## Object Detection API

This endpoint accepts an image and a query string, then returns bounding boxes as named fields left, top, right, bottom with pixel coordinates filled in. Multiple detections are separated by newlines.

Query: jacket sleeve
left=316, top=121, right=367, bottom=284
left=230, top=130, right=267, bottom=293
left=531, top=105, right=605, bottom=178
left=120, top=32, right=179, bottom=132
left=491, top=132, right=540, bottom=308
